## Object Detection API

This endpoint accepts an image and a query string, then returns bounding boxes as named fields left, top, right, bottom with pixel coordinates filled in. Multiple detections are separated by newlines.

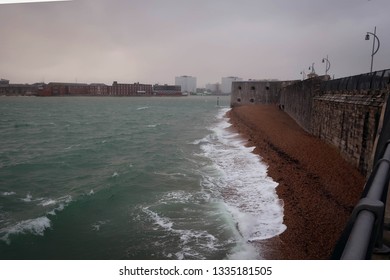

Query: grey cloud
left=0, top=0, right=389, bottom=86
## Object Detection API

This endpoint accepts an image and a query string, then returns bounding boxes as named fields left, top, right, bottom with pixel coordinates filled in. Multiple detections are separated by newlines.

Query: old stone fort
left=230, top=69, right=390, bottom=177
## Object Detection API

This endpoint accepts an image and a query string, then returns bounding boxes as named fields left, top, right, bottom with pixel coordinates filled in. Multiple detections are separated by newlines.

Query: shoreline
left=227, top=105, right=365, bottom=259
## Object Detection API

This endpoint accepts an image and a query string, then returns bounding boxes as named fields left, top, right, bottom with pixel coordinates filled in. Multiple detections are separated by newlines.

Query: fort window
left=237, top=98, right=241, bottom=102
left=250, top=98, right=254, bottom=103
left=266, top=86, right=270, bottom=90
left=238, top=86, right=242, bottom=90
left=251, top=86, right=255, bottom=90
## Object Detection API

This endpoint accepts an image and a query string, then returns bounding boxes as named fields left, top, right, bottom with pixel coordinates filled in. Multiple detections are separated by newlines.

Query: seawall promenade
left=228, top=104, right=365, bottom=259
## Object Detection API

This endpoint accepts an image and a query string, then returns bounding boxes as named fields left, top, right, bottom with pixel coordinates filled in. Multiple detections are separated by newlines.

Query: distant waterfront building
left=153, top=84, right=182, bottom=96
left=89, top=83, right=109, bottom=95
left=109, top=81, right=153, bottom=96
left=205, top=83, right=220, bottom=94
left=42, top=82, right=89, bottom=96
left=0, top=78, right=10, bottom=85
left=221, top=76, right=242, bottom=94
left=0, top=79, right=42, bottom=96
left=175, top=75, right=197, bottom=94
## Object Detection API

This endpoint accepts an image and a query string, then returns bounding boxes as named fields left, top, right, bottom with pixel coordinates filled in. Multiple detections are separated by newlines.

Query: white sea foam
left=0, top=216, right=51, bottom=245
left=1, top=191, right=16, bottom=196
left=143, top=208, right=173, bottom=230
left=112, top=172, right=119, bottom=177
left=64, top=144, right=80, bottom=150
left=47, top=195, right=72, bottom=216
left=196, top=108, right=286, bottom=258
left=154, top=171, right=187, bottom=180
left=91, top=220, right=109, bottom=231
left=21, top=193, right=32, bottom=202
left=39, top=199, right=57, bottom=207
left=136, top=106, right=149, bottom=110
left=142, top=207, right=220, bottom=260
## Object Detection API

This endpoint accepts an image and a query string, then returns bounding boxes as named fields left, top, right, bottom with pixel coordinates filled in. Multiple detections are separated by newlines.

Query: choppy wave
left=46, top=195, right=72, bottom=216
left=146, top=124, right=159, bottom=128
left=154, top=171, right=187, bottom=180
left=21, top=193, right=33, bottom=202
left=1, top=192, right=16, bottom=196
left=1, top=194, right=72, bottom=244
left=136, top=106, right=150, bottom=111
left=91, top=220, right=109, bottom=231
left=39, top=199, right=57, bottom=207
left=1, top=95, right=274, bottom=259
left=142, top=206, right=222, bottom=260
left=0, top=216, right=51, bottom=245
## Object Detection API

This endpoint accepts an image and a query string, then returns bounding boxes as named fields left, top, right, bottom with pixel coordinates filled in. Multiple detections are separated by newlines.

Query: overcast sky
left=1, top=0, right=389, bottom=87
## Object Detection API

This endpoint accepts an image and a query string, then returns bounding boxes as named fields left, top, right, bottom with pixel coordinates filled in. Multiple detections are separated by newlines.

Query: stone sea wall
left=231, top=70, right=390, bottom=175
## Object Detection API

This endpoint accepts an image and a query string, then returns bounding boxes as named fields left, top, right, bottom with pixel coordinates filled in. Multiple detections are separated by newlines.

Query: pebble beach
left=228, top=104, right=366, bottom=259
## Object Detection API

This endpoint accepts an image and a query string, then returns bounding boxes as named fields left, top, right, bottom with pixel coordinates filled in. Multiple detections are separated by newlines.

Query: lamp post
left=365, top=26, right=380, bottom=73
left=300, top=70, right=306, bottom=80
left=322, top=55, right=331, bottom=76
left=308, top=63, right=315, bottom=74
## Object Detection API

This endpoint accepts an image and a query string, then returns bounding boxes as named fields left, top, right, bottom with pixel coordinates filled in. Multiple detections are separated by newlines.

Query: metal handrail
left=323, top=69, right=390, bottom=92
left=333, top=93, right=390, bottom=259
left=340, top=144, right=390, bottom=259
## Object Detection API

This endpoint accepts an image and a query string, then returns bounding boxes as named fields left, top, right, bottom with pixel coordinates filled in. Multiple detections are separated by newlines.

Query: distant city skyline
left=1, top=0, right=390, bottom=87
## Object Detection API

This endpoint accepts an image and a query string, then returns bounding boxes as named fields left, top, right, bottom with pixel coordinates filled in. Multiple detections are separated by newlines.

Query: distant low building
left=41, top=82, right=89, bottom=96
left=89, top=83, right=109, bottom=95
left=0, top=79, right=40, bottom=96
left=0, top=79, right=10, bottom=85
left=109, top=81, right=153, bottom=96
left=205, top=83, right=220, bottom=94
left=153, top=84, right=182, bottom=96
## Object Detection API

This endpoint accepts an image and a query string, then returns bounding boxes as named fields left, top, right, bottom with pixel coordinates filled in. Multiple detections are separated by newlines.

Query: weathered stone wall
left=279, top=77, right=325, bottom=132
left=279, top=74, right=387, bottom=175
left=311, top=92, right=385, bottom=175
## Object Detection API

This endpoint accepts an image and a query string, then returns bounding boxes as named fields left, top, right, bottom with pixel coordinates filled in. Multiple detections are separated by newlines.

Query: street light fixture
left=322, top=55, right=331, bottom=76
left=308, top=63, right=315, bottom=74
left=300, top=70, right=306, bottom=80
left=365, top=26, right=380, bottom=73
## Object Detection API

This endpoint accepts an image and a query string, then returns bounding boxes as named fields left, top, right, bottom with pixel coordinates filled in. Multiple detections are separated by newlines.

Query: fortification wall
left=230, top=80, right=294, bottom=107
left=279, top=77, right=325, bottom=132
left=231, top=70, right=390, bottom=175
left=311, top=92, right=385, bottom=174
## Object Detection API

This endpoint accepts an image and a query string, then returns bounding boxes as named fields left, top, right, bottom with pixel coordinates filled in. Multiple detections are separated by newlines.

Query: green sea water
left=0, top=96, right=285, bottom=260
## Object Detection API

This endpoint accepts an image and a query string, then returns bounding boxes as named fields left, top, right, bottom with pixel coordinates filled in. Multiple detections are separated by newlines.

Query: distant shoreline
left=228, top=104, right=365, bottom=259
left=0, top=94, right=230, bottom=97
